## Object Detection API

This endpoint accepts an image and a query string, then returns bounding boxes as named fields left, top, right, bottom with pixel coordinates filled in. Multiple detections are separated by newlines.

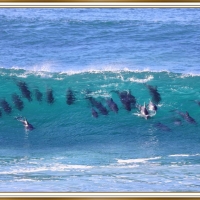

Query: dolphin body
left=0, top=99, right=12, bottom=114
left=119, top=91, right=131, bottom=111
left=139, top=103, right=149, bottom=120
left=66, top=88, right=76, bottom=105
left=148, top=100, right=157, bottom=112
left=34, top=89, right=43, bottom=102
left=106, top=98, right=119, bottom=113
left=113, top=90, right=136, bottom=111
left=134, top=102, right=157, bottom=119
left=177, top=111, right=197, bottom=124
left=134, top=103, right=150, bottom=120
left=23, top=119, right=34, bottom=131
left=12, top=93, right=24, bottom=111
left=46, top=89, right=54, bottom=104
left=17, top=81, right=32, bottom=102
left=15, top=116, right=35, bottom=131
left=145, top=84, right=161, bottom=104
left=91, top=108, right=98, bottom=118
left=88, top=97, right=108, bottom=115
left=154, top=122, right=171, bottom=132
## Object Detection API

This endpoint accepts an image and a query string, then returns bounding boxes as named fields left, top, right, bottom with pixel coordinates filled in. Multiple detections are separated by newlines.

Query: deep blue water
left=0, top=8, right=200, bottom=192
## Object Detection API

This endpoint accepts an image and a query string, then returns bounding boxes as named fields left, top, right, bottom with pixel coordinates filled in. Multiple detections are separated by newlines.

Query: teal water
left=0, top=69, right=200, bottom=191
left=0, top=8, right=200, bottom=191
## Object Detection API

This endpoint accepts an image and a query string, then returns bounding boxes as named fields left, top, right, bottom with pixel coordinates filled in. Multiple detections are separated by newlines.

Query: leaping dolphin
left=140, top=102, right=149, bottom=120
left=148, top=100, right=157, bottom=113
left=134, top=102, right=156, bottom=120
left=15, top=116, right=35, bottom=131
left=134, top=102, right=150, bottom=120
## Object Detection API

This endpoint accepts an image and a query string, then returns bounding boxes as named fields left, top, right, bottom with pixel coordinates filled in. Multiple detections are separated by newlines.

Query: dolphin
left=46, top=88, right=54, bottom=104
left=127, top=90, right=137, bottom=108
left=17, top=81, right=32, bottom=102
left=140, top=102, right=149, bottom=120
left=145, top=84, right=161, bottom=104
left=134, top=102, right=156, bottom=119
left=179, top=111, right=197, bottom=124
left=34, top=89, right=43, bottom=102
left=15, top=116, right=34, bottom=131
left=88, top=97, right=108, bottom=115
left=0, top=99, right=12, bottom=114
left=119, top=91, right=132, bottom=111
left=172, top=110, right=197, bottom=125
left=106, top=98, right=119, bottom=113
left=91, top=108, right=98, bottom=118
left=113, top=90, right=136, bottom=111
left=66, top=88, right=76, bottom=105
left=154, top=122, right=171, bottom=132
left=12, top=93, right=24, bottom=111
left=134, top=103, right=149, bottom=119
left=148, top=100, right=157, bottom=113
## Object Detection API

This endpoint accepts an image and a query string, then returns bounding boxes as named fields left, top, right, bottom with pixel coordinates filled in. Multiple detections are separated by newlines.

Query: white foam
left=31, top=62, right=53, bottom=72
left=9, top=65, right=53, bottom=79
left=54, top=77, right=64, bottom=81
left=169, top=154, right=190, bottom=157
left=87, top=90, right=111, bottom=98
left=169, top=154, right=200, bottom=157
left=179, top=72, right=200, bottom=78
left=7, top=64, right=171, bottom=76
left=117, top=157, right=161, bottom=164
left=128, top=75, right=154, bottom=83
left=0, top=164, right=93, bottom=175
left=5, top=64, right=200, bottom=78
left=100, top=83, right=119, bottom=88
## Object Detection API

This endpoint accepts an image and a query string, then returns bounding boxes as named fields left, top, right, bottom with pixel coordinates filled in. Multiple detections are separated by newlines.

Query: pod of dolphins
left=0, top=80, right=198, bottom=131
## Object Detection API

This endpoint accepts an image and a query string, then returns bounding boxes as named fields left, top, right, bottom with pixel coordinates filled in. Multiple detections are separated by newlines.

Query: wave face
left=0, top=68, right=200, bottom=191
left=0, top=8, right=200, bottom=192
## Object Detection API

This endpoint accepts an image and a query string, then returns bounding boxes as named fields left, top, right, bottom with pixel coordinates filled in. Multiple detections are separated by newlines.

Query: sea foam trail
left=169, top=154, right=200, bottom=157
left=117, top=157, right=161, bottom=164
left=0, top=164, right=93, bottom=175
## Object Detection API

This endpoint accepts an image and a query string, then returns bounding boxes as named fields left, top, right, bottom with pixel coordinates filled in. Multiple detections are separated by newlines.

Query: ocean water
left=0, top=8, right=200, bottom=192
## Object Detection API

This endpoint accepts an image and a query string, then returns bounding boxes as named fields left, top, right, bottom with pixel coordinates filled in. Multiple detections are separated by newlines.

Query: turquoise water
left=0, top=8, right=200, bottom=192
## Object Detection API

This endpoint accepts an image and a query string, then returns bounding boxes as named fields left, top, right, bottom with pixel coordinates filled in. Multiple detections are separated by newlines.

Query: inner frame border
left=0, top=3, right=199, bottom=198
